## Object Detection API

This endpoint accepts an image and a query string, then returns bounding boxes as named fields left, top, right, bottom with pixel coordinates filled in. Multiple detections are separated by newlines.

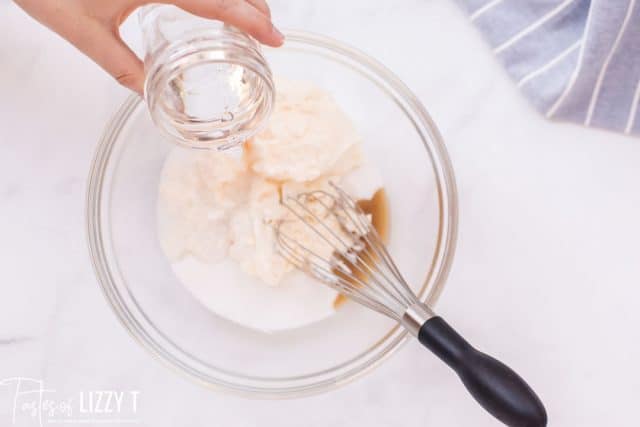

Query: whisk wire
left=276, top=231, right=398, bottom=318
left=286, top=195, right=354, bottom=254
left=358, top=224, right=417, bottom=304
left=329, top=184, right=417, bottom=306
left=285, top=192, right=411, bottom=312
left=278, top=218, right=406, bottom=315
left=275, top=183, right=424, bottom=318
left=308, top=190, right=416, bottom=308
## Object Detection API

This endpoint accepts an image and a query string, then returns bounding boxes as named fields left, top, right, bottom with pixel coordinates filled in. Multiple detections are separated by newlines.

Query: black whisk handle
left=418, top=316, right=547, bottom=427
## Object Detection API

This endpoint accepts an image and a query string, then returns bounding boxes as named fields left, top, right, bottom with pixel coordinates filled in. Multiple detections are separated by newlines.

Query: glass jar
left=139, top=5, right=274, bottom=150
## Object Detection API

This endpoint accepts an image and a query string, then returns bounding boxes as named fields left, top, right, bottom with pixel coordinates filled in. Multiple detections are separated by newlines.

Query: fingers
left=171, top=0, right=284, bottom=46
left=13, top=0, right=145, bottom=93
left=71, top=23, right=145, bottom=94
left=245, top=0, right=271, bottom=18
left=102, top=36, right=145, bottom=94
left=214, top=0, right=284, bottom=46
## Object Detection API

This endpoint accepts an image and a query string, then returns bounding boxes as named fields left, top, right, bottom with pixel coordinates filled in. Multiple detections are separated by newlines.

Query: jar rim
left=142, top=8, right=274, bottom=149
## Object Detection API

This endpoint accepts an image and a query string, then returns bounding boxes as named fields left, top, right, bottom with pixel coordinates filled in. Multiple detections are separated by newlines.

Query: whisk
left=275, top=183, right=547, bottom=427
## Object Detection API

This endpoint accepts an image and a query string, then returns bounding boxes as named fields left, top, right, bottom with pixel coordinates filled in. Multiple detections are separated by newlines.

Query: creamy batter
left=157, top=78, right=383, bottom=332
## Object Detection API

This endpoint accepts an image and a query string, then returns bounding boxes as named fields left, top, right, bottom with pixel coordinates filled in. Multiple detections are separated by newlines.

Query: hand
left=14, top=0, right=284, bottom=94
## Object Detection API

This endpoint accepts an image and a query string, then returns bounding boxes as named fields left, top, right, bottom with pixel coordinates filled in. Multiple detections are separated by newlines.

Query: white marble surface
left=1, top=0, right=639, bottom=425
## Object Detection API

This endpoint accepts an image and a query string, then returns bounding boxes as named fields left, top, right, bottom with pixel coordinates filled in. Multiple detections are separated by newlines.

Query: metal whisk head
left=274, top=183, right=419, bottom=320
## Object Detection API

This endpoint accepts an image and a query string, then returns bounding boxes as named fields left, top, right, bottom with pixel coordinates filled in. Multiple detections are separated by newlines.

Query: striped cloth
left=456, top=0, right=640, bottom=136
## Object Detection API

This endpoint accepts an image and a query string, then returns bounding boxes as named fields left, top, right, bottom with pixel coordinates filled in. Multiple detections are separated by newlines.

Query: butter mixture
left=157, top=79, right=384, bottom=332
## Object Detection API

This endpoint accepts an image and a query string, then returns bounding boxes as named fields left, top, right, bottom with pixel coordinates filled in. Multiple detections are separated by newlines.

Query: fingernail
left=272, top=25, right=285, bottom=43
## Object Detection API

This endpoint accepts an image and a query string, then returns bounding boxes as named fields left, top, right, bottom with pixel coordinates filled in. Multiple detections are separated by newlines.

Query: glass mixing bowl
left=86, top=31, right=458, bottom=398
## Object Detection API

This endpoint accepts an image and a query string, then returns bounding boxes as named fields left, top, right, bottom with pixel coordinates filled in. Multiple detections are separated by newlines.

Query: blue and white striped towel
left=457, top=0, right=640, bottom=136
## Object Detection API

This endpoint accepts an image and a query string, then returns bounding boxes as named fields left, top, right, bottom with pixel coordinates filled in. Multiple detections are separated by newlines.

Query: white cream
left=157, top=79, right=381, bottom=332
left=171, top=257, right=338, bottom=332
left=246, top=78, right=364, bottom=182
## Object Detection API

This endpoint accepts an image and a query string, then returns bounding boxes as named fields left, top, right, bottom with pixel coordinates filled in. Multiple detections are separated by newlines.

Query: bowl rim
left=86, top=29, right=458, bottom=398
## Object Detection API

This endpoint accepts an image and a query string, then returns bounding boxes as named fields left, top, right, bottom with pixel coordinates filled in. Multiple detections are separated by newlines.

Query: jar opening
left=141, top=6, right=274, bottom=150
